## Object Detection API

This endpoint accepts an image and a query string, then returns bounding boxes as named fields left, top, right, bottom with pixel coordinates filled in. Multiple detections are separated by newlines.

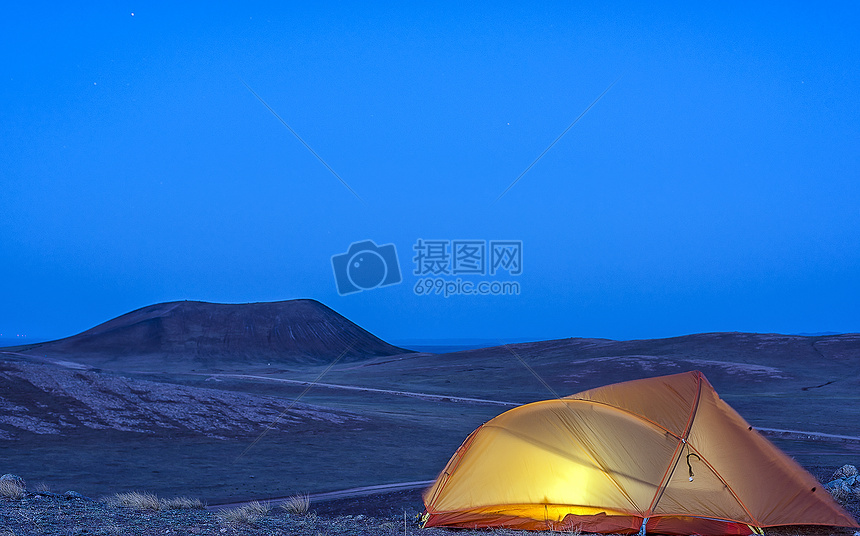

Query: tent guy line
left=493, top=77, right=620, bottom=204
left=235, top=340, right=358, bottom=461
left=240, top=78, right=366, bottom=205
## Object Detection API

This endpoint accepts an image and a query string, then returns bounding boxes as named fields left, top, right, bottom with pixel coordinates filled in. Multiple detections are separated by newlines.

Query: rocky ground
left=1, top=467, right=858, bottom=536
left=0, top=489, right=535, bottom=536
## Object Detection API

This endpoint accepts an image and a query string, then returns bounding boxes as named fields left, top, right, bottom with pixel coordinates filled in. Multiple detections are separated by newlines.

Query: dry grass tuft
left=104, top=491, right=205, bottom=510
left=219, top=500, right=271, bottom=525
left=280, top=493, right=310, bottom=515
left=0, top=480, right=25, bottom=500
left=161, top=496, right=205, bottom=510
left=106, top=491, right=162, bottom=510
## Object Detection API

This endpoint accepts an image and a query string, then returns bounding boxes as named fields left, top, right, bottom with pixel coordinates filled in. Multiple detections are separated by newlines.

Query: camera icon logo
left=331, top=240, right=402, bottom=295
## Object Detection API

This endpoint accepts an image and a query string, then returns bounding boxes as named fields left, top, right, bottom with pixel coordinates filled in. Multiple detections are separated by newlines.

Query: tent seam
left=490, top=399, right=681, bottom=512
left=426, top=426, right=483, bottom=511
left=685, top=441, right=761, bottom=526
left=564, top=399, right=682, bottom=439
left=646, top=371, right=703, bottom=514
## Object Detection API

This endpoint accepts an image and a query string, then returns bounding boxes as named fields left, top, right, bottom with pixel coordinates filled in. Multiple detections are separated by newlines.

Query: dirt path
left=206, top=480, right=435, bottom=511
left=756, top=427, right=860, bottom=442
left=200, top=373, right=860, bottom=444
left=8, top=353, right=859, bottom=444
left=197, top=372, right=519, bottom=407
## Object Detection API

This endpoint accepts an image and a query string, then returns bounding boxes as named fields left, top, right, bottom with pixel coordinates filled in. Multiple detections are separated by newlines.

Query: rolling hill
left=323, top=331, right=860, bottom=404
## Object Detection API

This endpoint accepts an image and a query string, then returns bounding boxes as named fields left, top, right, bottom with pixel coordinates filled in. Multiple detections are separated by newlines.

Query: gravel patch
left=1, top=467, right=857, bottom=536
left=0, top=491, right=534, bottom=536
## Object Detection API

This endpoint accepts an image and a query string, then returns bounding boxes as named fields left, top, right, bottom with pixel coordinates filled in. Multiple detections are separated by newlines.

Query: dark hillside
left=1, top=299, right=409, bottom=370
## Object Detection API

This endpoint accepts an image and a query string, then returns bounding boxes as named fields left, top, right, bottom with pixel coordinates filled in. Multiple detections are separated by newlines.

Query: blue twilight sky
left=1, top=2, right=858, bottom=344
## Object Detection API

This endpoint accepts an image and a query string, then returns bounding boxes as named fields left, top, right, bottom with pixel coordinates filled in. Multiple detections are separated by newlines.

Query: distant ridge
left=1, top=299, right=410, bottom=370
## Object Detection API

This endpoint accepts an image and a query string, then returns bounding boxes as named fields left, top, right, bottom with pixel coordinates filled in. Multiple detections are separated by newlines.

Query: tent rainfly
left=421, top=371, right=859, bottom=535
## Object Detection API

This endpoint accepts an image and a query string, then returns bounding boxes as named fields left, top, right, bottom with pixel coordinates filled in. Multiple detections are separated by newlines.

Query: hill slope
left=0, top=357, right=365, bottom=441
left=2, top=299, right=409, bottom=370
left=318, top=332, right=860, bottom=432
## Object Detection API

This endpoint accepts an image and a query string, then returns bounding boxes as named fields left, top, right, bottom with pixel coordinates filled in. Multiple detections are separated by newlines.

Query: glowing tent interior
left=421, top=371, right=858, bottom=535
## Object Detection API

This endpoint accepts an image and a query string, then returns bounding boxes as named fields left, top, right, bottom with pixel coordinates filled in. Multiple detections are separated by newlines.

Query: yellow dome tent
left=421, top=371, right=858, bottom=535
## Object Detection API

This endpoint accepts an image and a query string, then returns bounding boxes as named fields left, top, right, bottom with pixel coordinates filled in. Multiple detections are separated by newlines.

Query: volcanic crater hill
left=2, top=299, right=410, bottom=371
